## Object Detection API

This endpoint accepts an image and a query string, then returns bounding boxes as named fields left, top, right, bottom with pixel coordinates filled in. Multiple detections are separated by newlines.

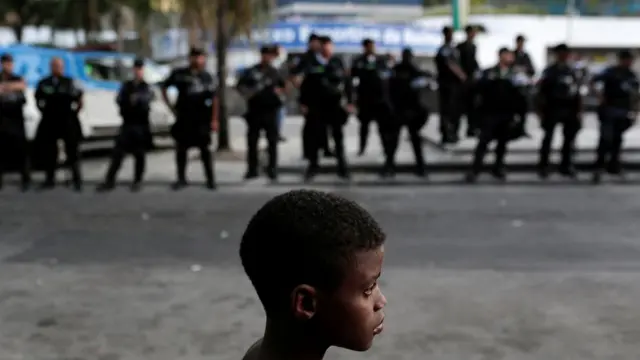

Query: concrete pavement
left=2, top=183, right=640, bottom=359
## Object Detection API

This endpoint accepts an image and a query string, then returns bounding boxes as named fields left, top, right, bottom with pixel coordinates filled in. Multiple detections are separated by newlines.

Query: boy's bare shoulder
left=242, top=338, right=263, bottom=360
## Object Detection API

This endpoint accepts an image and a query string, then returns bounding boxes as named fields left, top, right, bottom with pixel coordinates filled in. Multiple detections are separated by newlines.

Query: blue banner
left=229, top=22, right=442, bottom=53
left=275, top=0, right=422, bottom=5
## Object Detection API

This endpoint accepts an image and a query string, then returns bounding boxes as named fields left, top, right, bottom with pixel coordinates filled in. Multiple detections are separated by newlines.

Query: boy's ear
left=291, top=284, right=317, bottom=320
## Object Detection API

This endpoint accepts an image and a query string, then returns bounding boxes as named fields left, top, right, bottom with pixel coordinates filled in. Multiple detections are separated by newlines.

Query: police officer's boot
left=413, top=147, right=427, bottom=178
left=464, top=171, right=478, bottom=183
left=244, top=171, right=259, bottom=180
left=490, top=168, right=507, bottom=181
left=304, top=164, right=319, bottom=182
left=204, top=165, right=216, bottom=190
left=592, top=154, right=606, bottom=184
left=71, top=174, right=82, bottom=192
left=558, top=165, right=577, bottom=179
left=607, top=161, right=624, bottom=178
left=536, top=166, right=550, bottom=180
left=171, top=180, right=188, bottom=190
left=266, top=165, right=277, bottom=181
left=96, top=181, right=116, bottom=192
left=337, top=163, right=350, bottom=180
left=40, top=172, right=56, bottom=190
left=536, top=157, right=550, bottom=179
left=381, top=160, right=395, bottom=178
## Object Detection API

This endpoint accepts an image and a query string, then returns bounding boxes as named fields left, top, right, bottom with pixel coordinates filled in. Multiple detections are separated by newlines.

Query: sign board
left=152, top=21, right=442, bottom=60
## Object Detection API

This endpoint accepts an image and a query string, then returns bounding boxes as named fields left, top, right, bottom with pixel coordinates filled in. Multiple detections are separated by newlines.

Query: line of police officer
left=245, top=34, right=433, bottom=181
left=1, top=34, right=637, bottom=191
left=0, top=53, right=84, bottom=191
left=0, top=47, right=219, bottom=192
left=437, top=28, right=639, bottom=183
left=100, top=47, right=219, bottom=191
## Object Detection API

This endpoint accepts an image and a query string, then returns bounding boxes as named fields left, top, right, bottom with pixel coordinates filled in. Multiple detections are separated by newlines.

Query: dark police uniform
left=536, top=50, right=582, bottom=178
left=466, top=64, right=520, bottom=182
left=291, top=47, right=332, bottom=157
left=0, top=68, right=29, bottom=190
left=98, top=59, right=154, bottom=191
left=457, top=36, right=480, bottom=136
left=591, top=57, right=639, bottom=183
left=349, top=51, right=393, bottom=156
left=512, top=49, right=535, bottom=136
left=34, top=73, right=84, bottom=190
left=162, top=56, right=217, bottom=189
left=387, top=51, right=430, bottom=177
left=299, top=47, right=350, bottom=179
left=237, top=48, right=285, bottom=180
left=435, top=40, right=463, bottom=143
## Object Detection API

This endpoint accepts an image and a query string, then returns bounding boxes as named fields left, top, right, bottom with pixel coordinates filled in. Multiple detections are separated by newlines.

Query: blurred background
left=1, top=0, right=639, bottom=147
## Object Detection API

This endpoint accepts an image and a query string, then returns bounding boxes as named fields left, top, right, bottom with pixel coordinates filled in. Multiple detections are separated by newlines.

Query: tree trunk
left=115, top=8, right=125, bottom=52
left=139, top=18, right=152, bottom=57
left=10, top=24, right=23, bottom=43
left=114, top=8, right=126, bottom=78
left=87, top=0, right=99, bottom=43
left=216, top=1, right=230, bottom=151
left=187, top=11, right=200, bottom=48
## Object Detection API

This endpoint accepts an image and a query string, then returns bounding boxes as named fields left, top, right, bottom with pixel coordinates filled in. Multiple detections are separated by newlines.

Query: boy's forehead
left=352, top=246, right=384, bottom=276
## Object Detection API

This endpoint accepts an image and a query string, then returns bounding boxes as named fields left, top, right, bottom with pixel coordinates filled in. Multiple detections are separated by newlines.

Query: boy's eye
left=364, top=282, right=377, bottom=296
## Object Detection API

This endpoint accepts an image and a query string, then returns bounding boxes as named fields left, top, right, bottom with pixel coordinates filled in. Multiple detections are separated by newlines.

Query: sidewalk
left=275, top=113, right=640, bottom=174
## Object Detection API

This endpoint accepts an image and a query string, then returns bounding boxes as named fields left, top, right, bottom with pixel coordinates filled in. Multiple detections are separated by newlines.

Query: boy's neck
left=257, top=318, right=328, bottom=360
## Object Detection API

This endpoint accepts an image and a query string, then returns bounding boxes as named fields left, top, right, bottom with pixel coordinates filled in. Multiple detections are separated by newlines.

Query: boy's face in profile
left=294, top=246, right=387, bottom=351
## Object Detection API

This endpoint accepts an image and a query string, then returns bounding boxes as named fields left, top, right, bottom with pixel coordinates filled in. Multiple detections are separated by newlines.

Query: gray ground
left=2, top=114, right=640, bottom=360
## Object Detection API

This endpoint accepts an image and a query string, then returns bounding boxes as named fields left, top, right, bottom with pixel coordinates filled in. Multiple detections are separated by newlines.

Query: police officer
left=536, top=44, right=582, bottom=179
left=290, top=34, right=320, bottom=82
left=96, top=59, right=154, bottom=192
left=436, top=26, right=467, bottom=144
left=34, top=57, right=84, bottom=191
left=299, top=35, right=351, bottom=180
left=0, top=53, right=29, bottom=191
left=386, top=48, right=431, bottom=177
left=161, top=47, right=218, bottom=190
left=349, top=38, right=393, bottom=156
left=237, top=45, right=285, bottom=180
left=591, top=50, right=639, bottom=183
left=457, top=25, right=480, bottom=137
left=512, top=34, right=535, bottom=137
left=465, top=48, right=519, bottom=183
left=290, top=34, right=332, bottom=158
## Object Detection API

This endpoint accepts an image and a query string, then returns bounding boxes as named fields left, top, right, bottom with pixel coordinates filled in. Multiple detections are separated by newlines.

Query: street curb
left=420, top=136, right=640, bottom=154
left=276, top=161, right=640, bottom=174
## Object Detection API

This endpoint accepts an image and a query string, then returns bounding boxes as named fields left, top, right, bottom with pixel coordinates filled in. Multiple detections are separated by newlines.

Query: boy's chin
left=339, top=337, right=375, bottom=352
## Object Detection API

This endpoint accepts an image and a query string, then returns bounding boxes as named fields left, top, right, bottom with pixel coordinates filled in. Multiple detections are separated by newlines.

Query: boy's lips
left=373, top=318, right=385, bottom=335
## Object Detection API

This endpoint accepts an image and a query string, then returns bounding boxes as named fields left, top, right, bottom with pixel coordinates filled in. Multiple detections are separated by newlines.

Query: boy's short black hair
left=498, top=47, right=510, bottom=55
left=240, top=190, right=386, bottom=315
left=362, top=38, right=374, bottom=47
left=308, top=33, right=319, bottom=43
